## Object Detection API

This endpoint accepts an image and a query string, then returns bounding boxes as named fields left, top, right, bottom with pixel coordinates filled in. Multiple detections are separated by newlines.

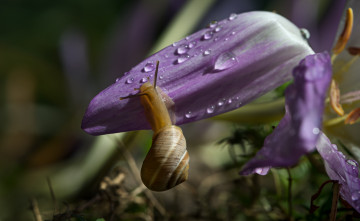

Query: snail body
left=121, top=61, right=189, bottom=191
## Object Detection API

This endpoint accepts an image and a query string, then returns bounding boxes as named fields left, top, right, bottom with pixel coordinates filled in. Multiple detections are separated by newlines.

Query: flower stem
left=287, top=168, right=293, bottom=219
left=330, top=181, right=340, bottom=221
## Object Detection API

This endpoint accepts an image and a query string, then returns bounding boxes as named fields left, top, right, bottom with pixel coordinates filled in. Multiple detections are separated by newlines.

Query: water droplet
left=231, top=31, right=236, bottom=35
left=347, top=159, right=358, bottom=167
left=300, top=28, right=310, bottom=40
left=213, top=37, right=219, bottom=42
left=214, top=26, right=222, bottom=33
left=203, top=50, right=211, bottom=56
left=188, top=41, right=196, bottom=48
left=140, top=77, right=148, bottom=83
left=176, top=54, right=190, bottom=64
left=227, top=98, right=232, bottom=104
left=202, top=31, right=213, bottom=40
left=185, top=111, right=192, bottom=118
left=338, top=151, right=346, bottom=159
left=255, top=168, right=264, bottom=174
left=126, top=78, right=134, bottom=84
left=218, top=100, right=224, bottom=106
left=235, top=97, right=239, bottom=100
left=185, top=36, right=190, bottom=40
left=172, top=42, right=178, bottom=47
left=312, top=127, right=320, bottom=135
left=206, top=105, right=215, bottom=114
left=176, top=44, right=189, bottom=55
left=143, top=62, right=154, bottom=72
left=224, top=37, right=229, bottom=41
left=331, top=144, right=338, bottom=150
left=208, top=21, right=217, bottom=28
left=159, top=75, right=164, bottom=80
left=115, top=78, right=121, bottom=82
left=164, top=54, right=169, bottom=58
left=214, top=51, right=238, bottom=71
left=228, top=13, right=237, bottom=20
left=351, top=191, right=360, bottom=201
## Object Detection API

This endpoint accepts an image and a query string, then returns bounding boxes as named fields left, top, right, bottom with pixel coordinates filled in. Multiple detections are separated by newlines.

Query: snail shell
left=141, top=125, right=189, bottom=191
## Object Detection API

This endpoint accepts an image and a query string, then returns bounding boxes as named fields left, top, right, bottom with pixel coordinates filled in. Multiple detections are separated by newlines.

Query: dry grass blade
left=115, top=138, right=167, bottom=217
left=30, top=198, right=43, bottom=221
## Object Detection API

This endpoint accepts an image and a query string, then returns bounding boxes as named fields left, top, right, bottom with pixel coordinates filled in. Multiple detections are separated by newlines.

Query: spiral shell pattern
left=141, top=125, right=189, bottom=191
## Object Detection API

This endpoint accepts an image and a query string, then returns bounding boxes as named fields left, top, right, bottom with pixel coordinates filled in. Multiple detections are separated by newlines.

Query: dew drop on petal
left=213, top=37, right=219, bottom=42
left=224, top=37, right=229, bottom=41
left=115, top=78, right=121, bottom=82
left=140, top=77, right=148, bottom=83
left=312, top=127, right=320, bottom=135
left=338, top=151, right=346, bottom=159
left=231, top=31, right=236, bottom=35
left=176, top=54, right=190, bottom=64
left=188, top=41, right=196, bottom=48
left=202, top=31, right=213, bottom=40
left=144, top=62, right=155, bottom=72
left=300, top=28, right=310, bottom=40
left=351, top=191, right=360, bottom=201
left=208, top=21, right=217, bottom=28
left=159, top=75, right=164, bottom=80
left=172, top=42, right=178, bottom=47
left=203, top=50, right=211, bottom=56
left=214, top=26, right=222, bottom=32
left=214, top=51, right=238, bottom=71
left=206, top=105, right=215, bottom=114
left=185, top=111, right=192, bottom=118
left=347, top=159, right=358, bottom=167
left=227, top=98, right=232, bottom=104
left=218, top=100, right=224, bottom=106
left=176, top=44, right=189, bottom=55
left=255, top=168, right=264, bottom=174
left=331, top=144, right=338, bottom=150
left=228, top=13, right=237, bottom=20
left=126, top=78, right=134, bottom=84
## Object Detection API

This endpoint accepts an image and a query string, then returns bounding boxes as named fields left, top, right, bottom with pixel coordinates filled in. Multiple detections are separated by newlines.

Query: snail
left=120, top=61, right=189, bottom=191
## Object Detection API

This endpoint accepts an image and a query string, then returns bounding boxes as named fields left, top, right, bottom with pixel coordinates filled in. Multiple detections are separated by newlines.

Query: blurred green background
left=0, top=0, right=351, bottom=220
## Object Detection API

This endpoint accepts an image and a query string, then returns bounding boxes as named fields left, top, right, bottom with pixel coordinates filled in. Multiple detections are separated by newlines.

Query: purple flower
left=240, top=52, right=332, bottom=175
left=241, top=2, right=360, bottom=212
left=316, top=132, right=360, bottom=212
left=240, top=51, right=360, bottom=212
left=81, top=11, right=313, bottom=135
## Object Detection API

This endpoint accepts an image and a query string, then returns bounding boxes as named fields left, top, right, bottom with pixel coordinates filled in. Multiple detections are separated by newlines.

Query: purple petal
left=316, top=132, right=360, bottom=213
left=82, top=11, right=313, bottom=135
left=240, top=52, right=332, bottom=175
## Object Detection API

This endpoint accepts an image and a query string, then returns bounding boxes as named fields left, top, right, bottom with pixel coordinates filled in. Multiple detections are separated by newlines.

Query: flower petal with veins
left=240, top=52, right=332, bottom=175
left=82, top=11, right=313, bottom=135
left=316, top=132, right=360, bottom=213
